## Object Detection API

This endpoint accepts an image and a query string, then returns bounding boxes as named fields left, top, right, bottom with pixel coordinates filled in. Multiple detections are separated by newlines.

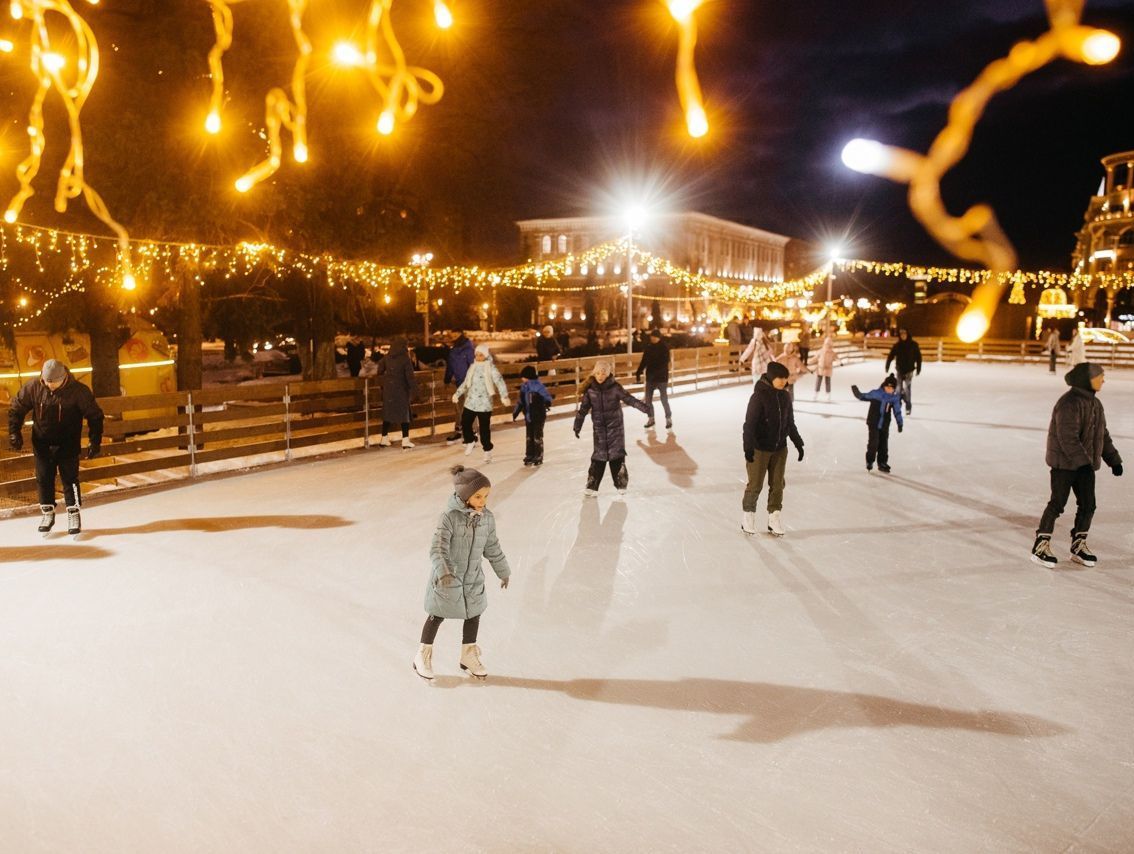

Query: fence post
left=186, top=389, right=198, bottom=478
left=937, top=340, right=943, bottom=362
left=363, top=378, right=370, bottom=448
left=429, top=369, right=437, bottom=438
left=978, top=340, right=984, bottom=359
left=693, top=348, right=699, bottom=392
left=284, top=383, right=293, bottom=462
left=1112, top=343, right=1118, bottom=369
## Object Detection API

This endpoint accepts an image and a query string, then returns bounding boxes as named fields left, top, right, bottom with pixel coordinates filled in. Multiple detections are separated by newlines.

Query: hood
left=446, top=492, right=476, bottom=515
left=1064, top=362, right=1096, bottom=392
left=453, top=335, right=472, bottom=351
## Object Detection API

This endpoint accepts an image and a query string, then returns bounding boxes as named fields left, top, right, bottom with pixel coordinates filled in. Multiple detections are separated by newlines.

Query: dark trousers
left=420, top=614, right=480, bottom=645
left=1048, top=350, right=1057, bottom=373
left=644, top=378, right=671, bottom=420
left=866, top=424, right=890, bottom=467
left=799, top=347, right=810, bottom=366
left=815, top=375, right=831, bottom=393
left=1037, top=466, right=1096, bottom=537
left=381, top=421, right=410, bottom=438
left=742, top=447, right=788, bottom=512
left=897, top=372, right=915, bottom=412
left=524, top=415, right=546, bottom=463
left=587, top=456, right=627, bottom=491
left=35, top=447, right=81, bottom=507
left=462, top=409, right=493, bottom=451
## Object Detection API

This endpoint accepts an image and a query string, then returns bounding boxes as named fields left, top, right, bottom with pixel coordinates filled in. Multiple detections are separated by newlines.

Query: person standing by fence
left=444, top=332, right=476, bottom=444
left=1043, top=327, right=1061, bottom=373
left=377, top=339, right=417, bottom=449
left=885, top=329, right=922, bottom=415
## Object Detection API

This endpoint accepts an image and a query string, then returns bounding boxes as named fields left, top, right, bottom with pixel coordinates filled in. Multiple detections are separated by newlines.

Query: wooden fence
left=858, top=336, right=1134, bottom=369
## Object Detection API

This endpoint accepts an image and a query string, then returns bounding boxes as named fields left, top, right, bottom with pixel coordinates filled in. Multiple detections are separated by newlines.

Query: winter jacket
left=1045, top=364, right=1122, bottom=471
left=8, top=369, right=103, bottom=456
left=742, top=377, right=803, bottom=459
left=851, top=385, right=904, bottom=431
left=885, top=338, right=922, bottom=375
left=513, top=378, right=553, bottom=424
left=740, top=331, right=773, bottom=380
left=377, top=349, right=417, bottom=423
left=1043, top=331, right=1061, bottom=355
left=444, top=336, right=475, bottom=385
left=635, top=340, right=670, bottom=383
left=456, top=359, right=510, bottom=413
left=536, top=334, right=562, bottom=362
left=776, top=349, right=808, bottom=385
left=1069, top=334, right=1086, bottom=367
left=424, top=493, right=510, bottom=619
left=573, top=375, right=652, bottom=462
left=815, top=342, right=837, bottom=378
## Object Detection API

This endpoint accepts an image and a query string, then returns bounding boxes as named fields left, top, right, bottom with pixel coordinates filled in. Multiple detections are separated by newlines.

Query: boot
left=644, top=418, right=655, bottom=429
left=66, top=506, right=81, bottom=535
left=446, top=431, right=462, bottom=445
left=483, top=450, right=493, bottom=463
left=401, top=437, right=415, bottom=450
left=1070, top=534, right=1097, bottom=567
left=825, top=392, right=831, bottom=403
left=377, top=435, right=392, bottom=447
left=665, top=417, right=672, bottom=430
left=740, top=511, right=756, bottom=535
left=37, top=504, right=55, bottom=533
left=412, top=643, right=434, bottom=680
left=767, top=510, right=785, bottom=537
left=1031, top=535, right=1057, bottom=568
left=464, top=442, right=475, bottom=456
left=460, top=643, right=487, bottom=678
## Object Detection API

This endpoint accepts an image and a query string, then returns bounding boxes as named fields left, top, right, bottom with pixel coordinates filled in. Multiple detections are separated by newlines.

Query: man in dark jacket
left=573, top=361, right=652, bottom=495
left=444, top=332, right=476, bottom=443
left=1031, top=362, right=1122, bottom=568
left=536, top=325, right=562, bottom=362
left=344, top=337, right=366, bottom=377
left=741, top=361, right=804, bottom=537
left=8, top=359, right=104, bottom=534
left=884, top=329, right=922, bottom=414
left=634, top=329, right=672, bottom=430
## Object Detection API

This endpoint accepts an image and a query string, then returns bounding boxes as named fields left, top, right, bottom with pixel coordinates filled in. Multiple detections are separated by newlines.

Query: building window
left=1119, top=229, right=1134, bottom=247
left=541, top=235, right=552, bottom=255
left=557, top=234, right=568, bottom=254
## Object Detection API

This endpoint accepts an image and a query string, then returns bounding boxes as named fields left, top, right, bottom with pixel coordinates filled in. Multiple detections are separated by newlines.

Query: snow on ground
left=1, top=361, right=1132, bottom=853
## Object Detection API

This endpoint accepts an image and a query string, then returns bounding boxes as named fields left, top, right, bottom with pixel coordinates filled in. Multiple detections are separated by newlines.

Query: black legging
left=420, top=614, right=480, bottom=645
left=461, top=409, right=493, bottom=450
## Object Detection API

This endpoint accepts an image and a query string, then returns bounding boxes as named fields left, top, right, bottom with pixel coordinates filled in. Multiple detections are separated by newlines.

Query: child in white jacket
left=453, top=344, right=511, bottom=462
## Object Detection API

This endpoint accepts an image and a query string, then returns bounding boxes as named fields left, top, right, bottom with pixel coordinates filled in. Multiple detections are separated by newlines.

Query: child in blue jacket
left=851, top=374, right=904, bottom=472
left=513, top=365, right=554, bottom=466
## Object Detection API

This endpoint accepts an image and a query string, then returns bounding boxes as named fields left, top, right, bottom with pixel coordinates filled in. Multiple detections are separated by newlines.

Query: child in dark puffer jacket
left=851, top=375, right=904, bottom=473
left=513, top=365, right=554, bottom=466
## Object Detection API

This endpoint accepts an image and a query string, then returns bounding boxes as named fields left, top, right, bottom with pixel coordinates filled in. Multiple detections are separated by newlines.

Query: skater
left=377, top=339, right=417, bottom=449
left=443, top=331, right=476, bottom=444
left=453, top=344, right=510, bottom=463
left=851, top=375, right=904, bottom=473
left=775, top=341, right=809, bottom=400
left=635, top=328, right=672, bottom=430
left=798, top=326, right=812, bottom=367
left=345, top=336, right=366, bottom=377
left=412, top=465, right=511, bottom=680
left=536, top=324, right=562, bottom=362
left=1043, top=327, right=1061, bottom=373
left=8, top=359, right=103, bottom=535
left=512, top=365, right=553, bottom=466
left=739, top=327, right=773, bottom=385
left=573, top=360, right=652, bottom=496
left=885, top=329, right=922, bottom=414
left=1068, top=327, right=1086, bottom=367
left=741, top=361, right=804, bottom=537
left=1031, top=362, right=1123, bottom=568
left=813, top=336, right=836, bottom=401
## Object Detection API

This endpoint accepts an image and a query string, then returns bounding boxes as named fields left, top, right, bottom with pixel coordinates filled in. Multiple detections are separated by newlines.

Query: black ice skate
left=37, top=505, right=55, bottom=534
left=66, top=506, right=81, bottom=536
left=1031, top=535, right=1057, bottom=568
left=878, top=463, right=892, bottom=473
left=1070, top=535, right=1097, bottom=567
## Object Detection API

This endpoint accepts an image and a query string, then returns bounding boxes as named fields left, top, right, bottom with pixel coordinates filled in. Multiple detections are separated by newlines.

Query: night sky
left=2, top=0, right=1132, bottom=272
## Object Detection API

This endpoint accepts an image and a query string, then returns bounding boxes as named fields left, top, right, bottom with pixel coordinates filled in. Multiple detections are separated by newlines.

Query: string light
left=202, top=0, right=232, bottom=135
left=666, top=0, right=708, bottom=138
left=841, top=0, right=1121, bottom=341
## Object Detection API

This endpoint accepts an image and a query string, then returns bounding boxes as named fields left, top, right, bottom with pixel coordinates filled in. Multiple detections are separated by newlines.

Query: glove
left=851, top=385, right=860, bottom=397
left=500, top=577, right=509, bottom=589
left=8, top=432, right=22, bottom=451
left=1113, top=464, right=1123, bottom=477
left=795, top=445, right=805, bottom=462
left=451, top=393, right=460, bottom=404
left=502, top=397, right=511, bottom=407
left=86, top=444, right=101, bottom=459
left=897, top=423, right=903, bottom=433
left=744, top=452, right=754, bottom=464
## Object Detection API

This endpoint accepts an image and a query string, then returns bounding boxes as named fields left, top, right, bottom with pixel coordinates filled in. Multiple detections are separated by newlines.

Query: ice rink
left=1, top=360, right=1132, bottom=852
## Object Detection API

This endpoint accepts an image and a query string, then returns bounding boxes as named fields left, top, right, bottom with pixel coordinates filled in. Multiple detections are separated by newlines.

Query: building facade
left=1071, top=149, right=1134, bottom=324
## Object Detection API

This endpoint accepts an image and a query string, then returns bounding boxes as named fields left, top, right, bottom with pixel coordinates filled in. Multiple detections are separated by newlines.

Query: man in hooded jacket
left=741, top=361, right=804, bottom=537
left=1031, top=362, right=1122, bottom=568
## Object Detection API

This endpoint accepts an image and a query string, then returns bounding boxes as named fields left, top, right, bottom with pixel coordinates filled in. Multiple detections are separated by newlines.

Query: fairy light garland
left=841, top=0, right=1121, bottom=341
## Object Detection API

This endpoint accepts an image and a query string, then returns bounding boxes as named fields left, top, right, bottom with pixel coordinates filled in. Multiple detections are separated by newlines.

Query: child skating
left=413, top=465, right=511, bottom=681
left=453, top=344, right=510, bottom=463
left=851, top=374, right=904, bottom=473
left=573, top=360, right=652, bottom=496
left=513, top=365, right=553, bottom=466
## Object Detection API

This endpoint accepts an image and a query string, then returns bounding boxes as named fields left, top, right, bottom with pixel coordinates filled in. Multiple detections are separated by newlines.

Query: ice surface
left=1, top=361, right=1132, bottom=852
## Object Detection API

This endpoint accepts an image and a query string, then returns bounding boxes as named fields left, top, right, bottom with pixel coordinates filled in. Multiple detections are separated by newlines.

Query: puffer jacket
left=743, top=377, right=803, bottom=457
left=852, top=385, right=904, bottom=430
left=9, top=369, right=104, bottom=455
left=455, top=359, right=509, bottom=413
left=444, top=336, right=475, bottom=385
left=424, top=493, right=510, bottom=619
left=377, top=348, right=417, bottom=423
left=815, top=342, right=837, bottom=378
left=573, top=375, right=651, bottom=462
left=1045, top=364, right=1122, bottom=471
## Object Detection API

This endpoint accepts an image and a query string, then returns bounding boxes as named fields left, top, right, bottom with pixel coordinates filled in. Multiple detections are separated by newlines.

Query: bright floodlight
left=1080, top=30, right=1120, bottom=65
left=827, top=244, right=845, bottom=263
left=332, top=41, right=366, bottom=67
left=434, top=1, right=453, bottom=29
left=667, top=0, right=700, bottom=24
left=841, top=138, right=892, bottom=175
left=625, top=205, right=647, bottom=232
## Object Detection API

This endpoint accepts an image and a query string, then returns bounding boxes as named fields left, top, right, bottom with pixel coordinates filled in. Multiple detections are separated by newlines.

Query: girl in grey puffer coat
left=413, top=465, right=511, bottom=681
left=572, top=361, right=652, bottom=494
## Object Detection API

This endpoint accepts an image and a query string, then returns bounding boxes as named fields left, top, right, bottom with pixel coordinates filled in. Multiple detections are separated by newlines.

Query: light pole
left=825, top=245, right=844, bottom=336
left=625, top=206, right=645, bottom=354
left=411, top=251, right=433, bottom=344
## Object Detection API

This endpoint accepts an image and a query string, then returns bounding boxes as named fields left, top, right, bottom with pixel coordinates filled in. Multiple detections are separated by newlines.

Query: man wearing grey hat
left=8, top=358, right=104, bottom=535
left=1031, top=362, right=1122, bottom=568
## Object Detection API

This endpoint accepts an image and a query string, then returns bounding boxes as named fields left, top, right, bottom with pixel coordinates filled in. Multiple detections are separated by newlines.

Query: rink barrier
left=857, top=337, right=1134, bottom=368
left=0, top=345, right=753, bottom=510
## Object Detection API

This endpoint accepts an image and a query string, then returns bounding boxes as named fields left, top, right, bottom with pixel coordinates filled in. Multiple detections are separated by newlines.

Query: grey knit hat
left=41, top=359, right=66, bottom=382
left=451, top=465, right=491, bottom=502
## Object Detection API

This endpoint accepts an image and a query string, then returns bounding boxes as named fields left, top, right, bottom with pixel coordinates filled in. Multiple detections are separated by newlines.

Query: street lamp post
left=411, top=252, right=433, bottom=344
left=625, top=206, right=645, bottom=355
left=826, top=245, right=844, bottom=336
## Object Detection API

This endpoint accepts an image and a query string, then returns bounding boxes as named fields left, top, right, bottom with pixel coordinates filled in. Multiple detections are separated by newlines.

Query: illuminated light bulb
left=1079, top=30, right=1120, bottom=65
left=376, top=110, right=395, bottom=135
left=41, top=51, right=65, bottom=73
left=841, top=138, right=892, bottom=175
left=956, top=310, right=989, bottom=343
left=0, top=38, right=12, bottom=52
left=434, top=1, right=453, bottom=29
left=234, top=176, right=253, bottom=193
left=18, top=296, right=27, bottom=306
left=685, top=103, right=708, bottom=138
left=204, top=110, right=221, bottom=134
left=667, top=0, right=700, bottom=24
left=332, top=40, right=365, bottom=67
left=3, top=209, right=16, bottom=223
left=293, top=141, right=308, bottom=163
left=122, top=272, right=136, bottom=291
left=9, top=1, right=22, bottom=20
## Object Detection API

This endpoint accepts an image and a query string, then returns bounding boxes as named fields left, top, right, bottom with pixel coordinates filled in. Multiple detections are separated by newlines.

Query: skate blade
left=766, top=529, right=785, bottom=537
left=1069, top=554, right=1096, bottom=568
left=459, top=665, right=487, bottom=680
left=1029, top=554, right=1058, bottom=568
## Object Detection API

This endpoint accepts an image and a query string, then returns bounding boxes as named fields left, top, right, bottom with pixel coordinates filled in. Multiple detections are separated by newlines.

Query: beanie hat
left=451, top=465, right=491, bottom=502
left=764, top=361, right=789, bottom=381
left=475, top=343, right=491, bottom=359
left=882, top=374, right=897, bottom=388
left=520, top=365, right=537, bottom=380
left=41, top=359, right=66, bottom=383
